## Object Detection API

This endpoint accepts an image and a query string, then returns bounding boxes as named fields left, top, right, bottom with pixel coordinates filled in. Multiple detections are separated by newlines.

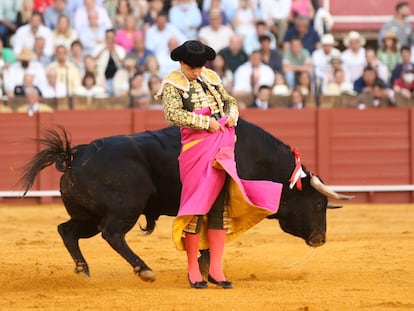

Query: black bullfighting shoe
left=188, top=274, right=208, bottom=289
left=207, top=274, right=233, bottom=289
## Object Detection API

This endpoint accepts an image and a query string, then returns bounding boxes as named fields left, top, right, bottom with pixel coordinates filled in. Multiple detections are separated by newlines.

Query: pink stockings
left=184, top=229, right=227, bottom=283
left=207, top=229, right=227, bottom=281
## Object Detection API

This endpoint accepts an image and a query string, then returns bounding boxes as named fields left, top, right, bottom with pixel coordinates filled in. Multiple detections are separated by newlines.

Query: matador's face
left=180, top=62, right=203, bottom=81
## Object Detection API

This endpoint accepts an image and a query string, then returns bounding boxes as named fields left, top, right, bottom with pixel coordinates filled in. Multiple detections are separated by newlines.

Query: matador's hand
left=208, top=118, right=225, bottom=132
left=225, top=116, right=236, bottom=128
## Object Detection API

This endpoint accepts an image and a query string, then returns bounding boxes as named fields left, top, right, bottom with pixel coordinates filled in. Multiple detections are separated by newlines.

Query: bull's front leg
left=57, top=219, right=100, bottom=277
left=101, top=218, right=156, bottom=282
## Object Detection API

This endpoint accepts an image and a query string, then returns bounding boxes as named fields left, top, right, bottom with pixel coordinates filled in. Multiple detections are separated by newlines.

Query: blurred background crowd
left=0, top=0, right=413, bottom=114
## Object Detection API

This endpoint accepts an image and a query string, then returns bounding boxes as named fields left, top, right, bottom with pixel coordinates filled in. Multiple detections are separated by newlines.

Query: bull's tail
left=19, top=126, right=73, bottom=195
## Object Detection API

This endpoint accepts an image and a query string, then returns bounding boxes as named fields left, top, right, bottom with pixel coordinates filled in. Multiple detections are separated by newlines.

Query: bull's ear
left=327, top=204, right=343, bottom=209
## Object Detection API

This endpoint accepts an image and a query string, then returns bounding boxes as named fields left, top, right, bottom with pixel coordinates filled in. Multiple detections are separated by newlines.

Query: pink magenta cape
left=172, top=108, right=283, bottom=250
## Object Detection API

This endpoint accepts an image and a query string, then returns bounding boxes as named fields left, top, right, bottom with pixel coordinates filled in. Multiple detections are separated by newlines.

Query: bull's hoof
left=139, top=269, right=156, bottom=282
left=134, top=267, right=156, bottom=282
left=74, top=262, right=90, bottom=279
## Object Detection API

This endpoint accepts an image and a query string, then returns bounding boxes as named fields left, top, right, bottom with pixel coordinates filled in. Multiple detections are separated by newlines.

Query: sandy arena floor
left=0, top=203, right=413, bottom=311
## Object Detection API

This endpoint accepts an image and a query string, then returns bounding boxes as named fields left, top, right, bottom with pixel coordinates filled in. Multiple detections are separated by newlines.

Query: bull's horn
left=310, top=175, right=355, bottom=200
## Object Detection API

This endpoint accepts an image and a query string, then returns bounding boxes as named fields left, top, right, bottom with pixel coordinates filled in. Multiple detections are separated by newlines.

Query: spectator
left=289, top=87, right=305, bottom=109
left=250, top=84, right=272, bottom=109
left=14, top=71, right=43, bottom=97
left=83, top=54, right=106, bottom=89
left=353, top=65, right=386, bottom=94
left=67, top=0, right=104, bottom=17
left=73, top=0, right=112, bottom=34
left=393, top=66, right=414, bottom=100
left=78, top=10, right=106, bottom=55
left=156, top=36, right=180, bottom=78
left=115, top=15, right=143, bottom=52
left=129, top=0, right=148, bottom=28
left=68, top=40, right=85, bottom=75
left=312, top=33, right=340, bottom=85
left=296, top=70, right=312, bottom=96
left=283, top=15, right=320, bottom=54
left=169, top=0, right=202, bottom=40
left=93, top=28, right=126, bottom=95
left=282, top=36, right=312, bottom=89
left=113, top=55, right=137, bottom=97
left=129, top=70, right=149, bottom=98
left=377, top=29, right=402, bottom=77
left=233, top=49, right=275, bottom=97
left=390, top=46, right=414, bottom=85
left=127, top=33, right=154, bottom=73
left=290, top=0, right=314, bottom=20
left=351, top=80, right=394, bottom=109
left=259, top=0, right=291, bottom=43
left=145, top=11, right=186, bottom=57
left=112, top=0, right=133, bottom=30
left=47, top=44, right=82, bottom=97
left=259, top=34, right=283, bottom=74
left=74, top=71, right=107, bottom=97
left=378, top=1, right=411, bottom=49
left=272, top=72, right=291, bottom=96
left=142, top=55, right=160, bottom=80
left=0, top=40, right=16, bottom=67
left=16, top=86, right=54, bottom=115
left=324, top=67, right=354, bottom=96
left=209, top=53, right=233, bottom=91
left=33, top=36, right=53, bottom=66
left=52, top=14, right=78, bottom=50
left=198, top=9, right=234, bottom=52
left=15, top=0, right=35, bottom=28
left=42, top=66, right=67, bottom=98
left=365, top=47, right=389, bottom=85
left=147, top=73, right=162, bottom=106
left=143, top=0, right=165, bottom=31
left=13, top=11, right=54, bottom=58
left=4, top=47, right=47, bottom=98
left=43, top=0, right=70, bottom=30
left=218, top=34, right=248, bottom=73
left=323, top=55, right=351, bottom=93
left=201, top=0, right=237, bottom=23
left=0, top=1, right=20, bottom=47
left=341, top=31, right=367, bottom=83
left=201, top=0, right=228, bottom=27
left=244, top=20, right=277, bottom=55
left=231, top=0, right=260, bottom=38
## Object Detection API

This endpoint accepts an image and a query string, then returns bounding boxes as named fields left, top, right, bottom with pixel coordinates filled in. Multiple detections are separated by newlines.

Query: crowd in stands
left=0, top=0, right=413, bottom=115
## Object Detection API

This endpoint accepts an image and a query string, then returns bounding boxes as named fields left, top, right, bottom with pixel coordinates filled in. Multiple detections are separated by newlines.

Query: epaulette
left=201, top=67, right=221, bottom=86
left=154, top=70, right=189, bottom=100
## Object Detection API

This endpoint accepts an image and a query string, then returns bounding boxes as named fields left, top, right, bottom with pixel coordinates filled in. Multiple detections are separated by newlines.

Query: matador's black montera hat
left=171, top=40, right=216, bottom=67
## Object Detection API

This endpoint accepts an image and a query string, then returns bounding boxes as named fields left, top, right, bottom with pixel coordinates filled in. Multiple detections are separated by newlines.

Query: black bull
left=20, top=118, right=352, bottom=282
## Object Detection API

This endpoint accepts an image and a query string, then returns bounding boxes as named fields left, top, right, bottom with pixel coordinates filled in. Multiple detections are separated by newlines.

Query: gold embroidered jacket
left=156, top=67, right=239, bottom=130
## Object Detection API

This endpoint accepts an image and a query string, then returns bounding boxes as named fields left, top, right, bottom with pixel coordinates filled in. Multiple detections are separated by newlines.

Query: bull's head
left=270, top=175, right=353, bottom=247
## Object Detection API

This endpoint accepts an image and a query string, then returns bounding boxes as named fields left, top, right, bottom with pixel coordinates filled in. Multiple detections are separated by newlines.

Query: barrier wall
left=1, top=108, right=413, bottom=204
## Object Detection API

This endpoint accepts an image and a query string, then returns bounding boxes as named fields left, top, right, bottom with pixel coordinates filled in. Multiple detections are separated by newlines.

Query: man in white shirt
left=145, top=11, right=186, bottom=57
left=13, top=11, right=54, bottom=58
left=73, top=0, right=112, bottom=34
left=4, top=48, right=48, bottom=97
left=312, top=33, right=341, bottom=88
left=168, top=0, right=202, bottom=40
left=198, top=9, right=234, bottom=52
left=232, top=50, right=275, bottom=97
